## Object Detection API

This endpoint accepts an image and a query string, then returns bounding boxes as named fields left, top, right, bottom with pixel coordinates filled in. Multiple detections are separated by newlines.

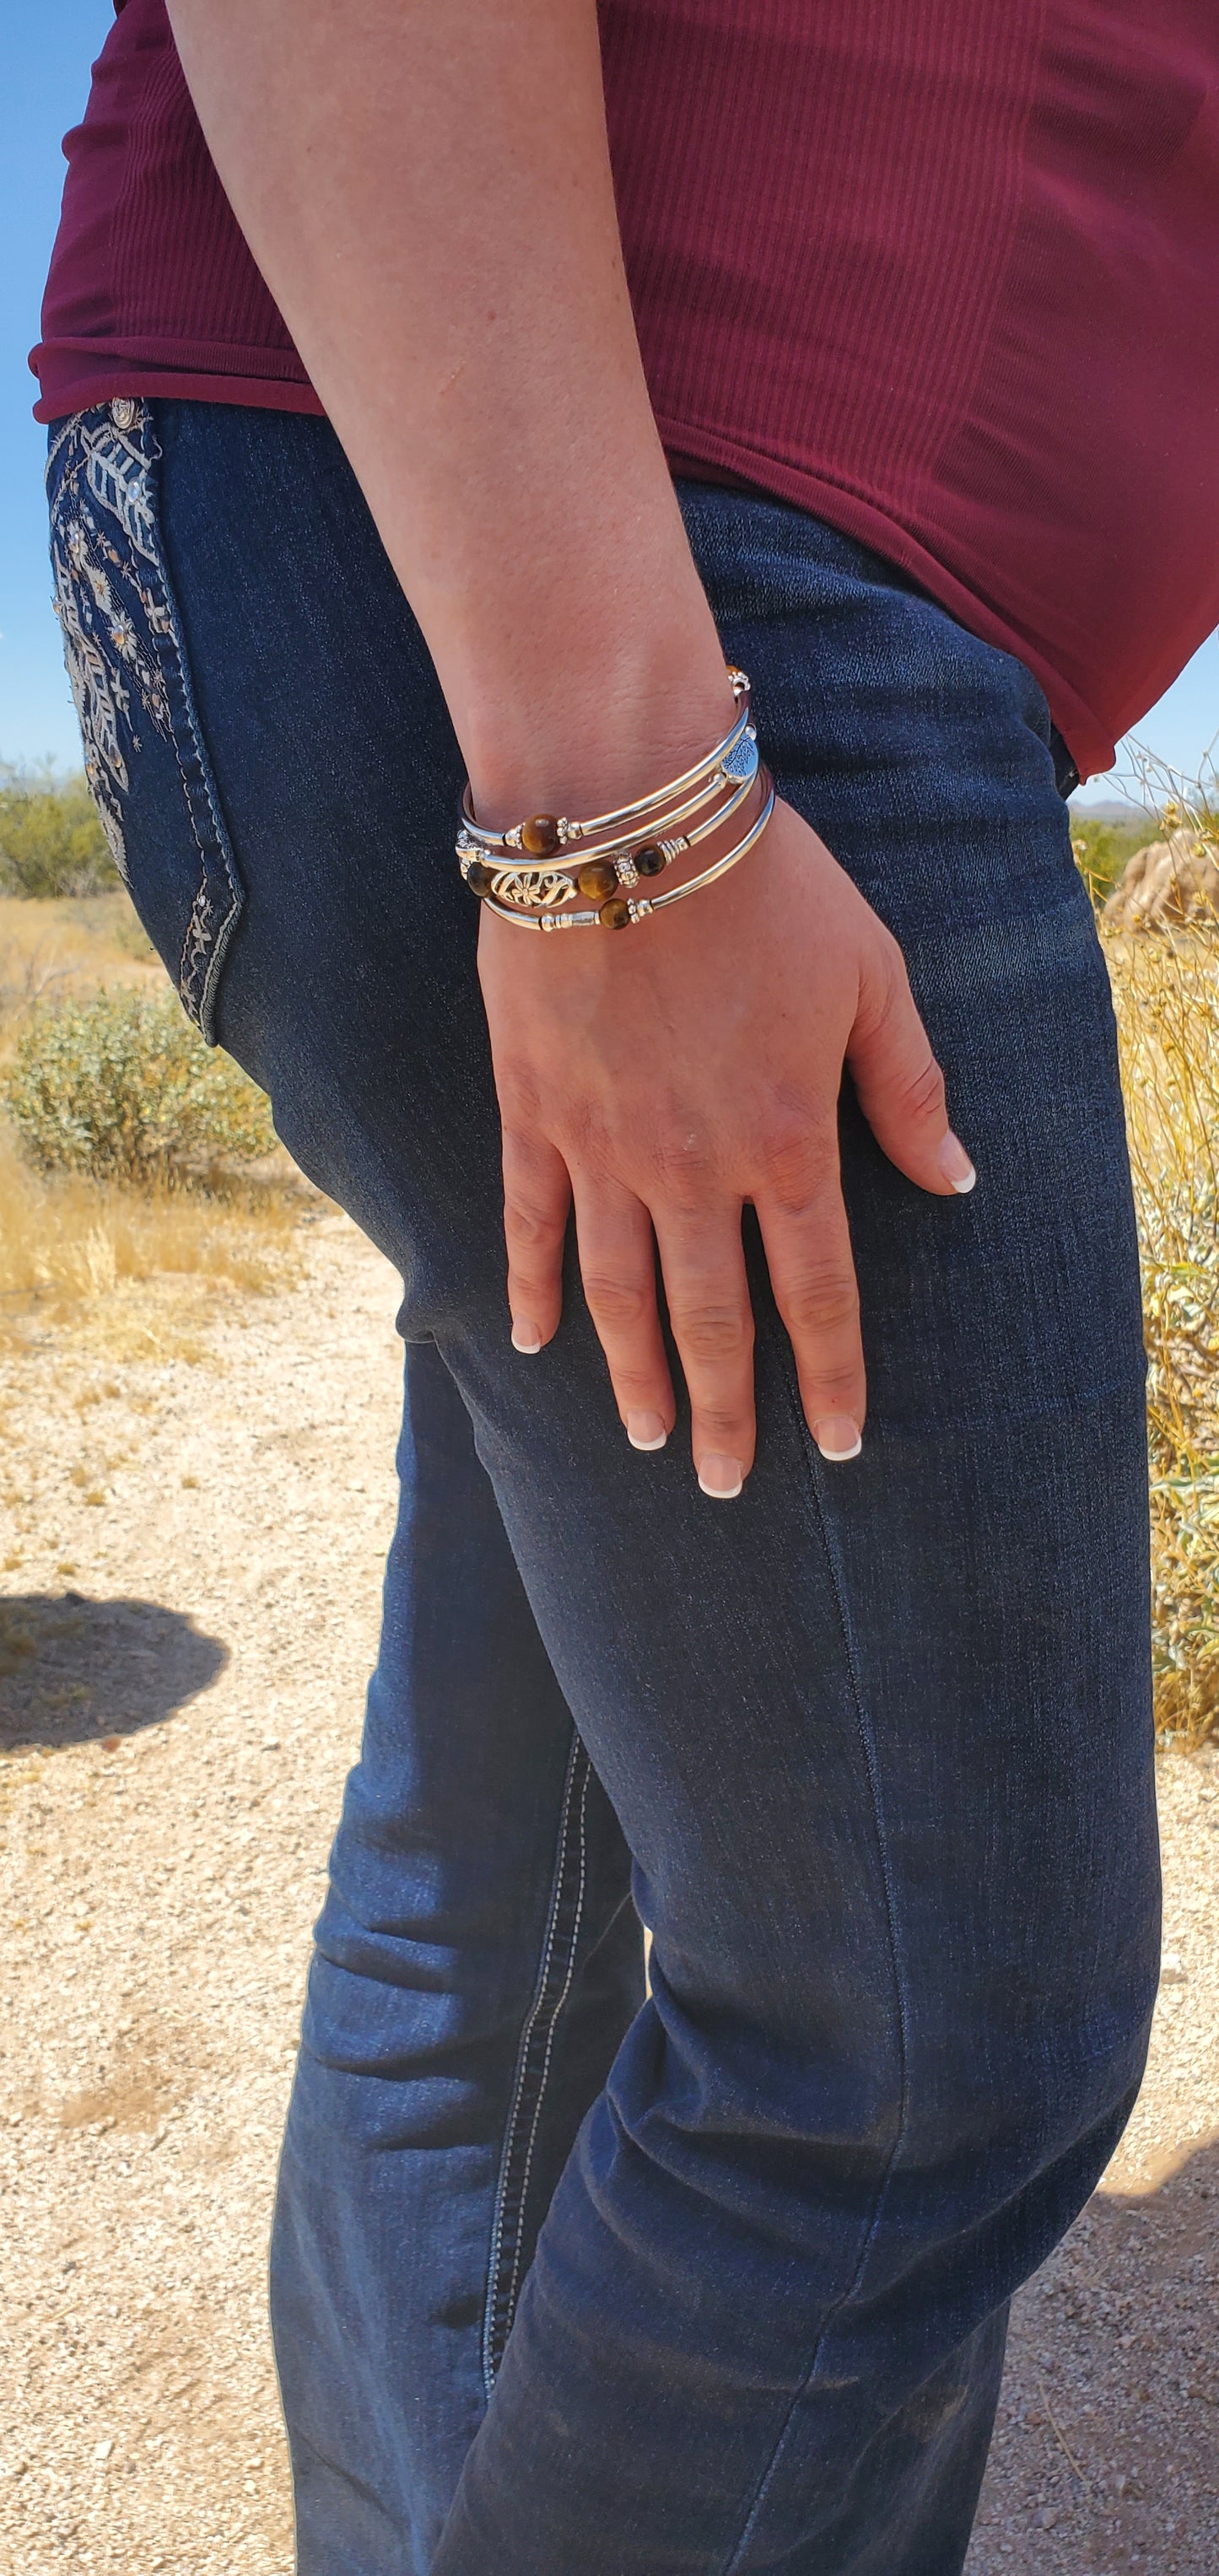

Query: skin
left=166, top=0, right=975, bottom=1495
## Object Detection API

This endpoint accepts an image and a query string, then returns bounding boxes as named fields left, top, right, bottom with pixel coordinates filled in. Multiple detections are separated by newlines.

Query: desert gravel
left=1, top=1215, right=1216, bottom=2573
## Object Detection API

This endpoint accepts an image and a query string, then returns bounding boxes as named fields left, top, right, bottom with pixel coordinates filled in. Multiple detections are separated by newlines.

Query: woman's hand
left=480, top=797, right=974, bottom=1495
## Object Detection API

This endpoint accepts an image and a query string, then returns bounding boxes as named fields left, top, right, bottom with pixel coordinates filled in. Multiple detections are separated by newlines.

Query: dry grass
left=1084, top=762, right=1219, bottom=1747
left=0, top=1128, right=302, bottom=1318
left=0, top=891, right=154, bottom=1027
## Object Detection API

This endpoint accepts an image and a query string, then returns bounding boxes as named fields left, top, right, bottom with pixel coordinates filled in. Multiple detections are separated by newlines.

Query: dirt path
left=1, top=1216, right=1216, bottom=2573
left=0, top=1218, right=403, bottom=2575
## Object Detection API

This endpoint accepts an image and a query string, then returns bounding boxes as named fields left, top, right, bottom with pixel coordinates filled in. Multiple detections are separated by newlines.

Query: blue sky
left=2, top=1, right=115, bottom=772
left=2, top=4, right=1216, bottom=806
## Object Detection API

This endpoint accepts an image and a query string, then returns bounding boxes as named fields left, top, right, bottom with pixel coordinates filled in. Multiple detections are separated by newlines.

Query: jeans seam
left=720, top=1403, right=912, bottom=2574
left=481, top=1733, right=591, bottom=2399
left=135, top=407, right=245, bottom=1040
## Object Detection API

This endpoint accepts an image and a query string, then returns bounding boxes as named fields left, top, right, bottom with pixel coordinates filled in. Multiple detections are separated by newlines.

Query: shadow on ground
left=968, top=2134, right=1219, bottom=2573
left=0, top=1592, right=228, bottom=1749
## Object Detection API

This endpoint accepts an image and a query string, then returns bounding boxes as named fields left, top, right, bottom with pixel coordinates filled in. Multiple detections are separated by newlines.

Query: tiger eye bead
left=521, top=813, right=562, bottom=858
left=598, top=895, right=633, bottom=930
left=466, top=860, right=496, bottom=897
left=576, top=859, right=619, bottom=901
left=634, top=843, right=666, bottom=877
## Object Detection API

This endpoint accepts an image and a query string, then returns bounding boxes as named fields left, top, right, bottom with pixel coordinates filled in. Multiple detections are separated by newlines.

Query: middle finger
left=653, top=1204, right=755, bottom=1497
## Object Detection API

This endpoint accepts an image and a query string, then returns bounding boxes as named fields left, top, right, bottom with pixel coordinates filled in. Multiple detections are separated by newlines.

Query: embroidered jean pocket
left=46, top=400, right=243, bottom=1042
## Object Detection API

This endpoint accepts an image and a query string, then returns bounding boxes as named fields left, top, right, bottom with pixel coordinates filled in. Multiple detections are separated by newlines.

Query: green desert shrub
left=0, top=764, right=118, bottom=898
left=3, top=988, right=275, bottom=1184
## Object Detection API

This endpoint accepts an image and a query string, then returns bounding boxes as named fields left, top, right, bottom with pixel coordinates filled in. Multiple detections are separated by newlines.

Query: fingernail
left=510, top=1320, right=542, bottom=1354
left=627, top=1411, right=668, bottom=1452
left=938, top=1132, right=977, bottom=1194
left=813, top=1416, right=862, bottom=1462
left=697, top=1454, right=744, bottom=1499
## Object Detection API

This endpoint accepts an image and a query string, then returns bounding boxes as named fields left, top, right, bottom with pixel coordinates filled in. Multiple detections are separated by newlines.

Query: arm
left=166, top=0, right=974, bottom=1489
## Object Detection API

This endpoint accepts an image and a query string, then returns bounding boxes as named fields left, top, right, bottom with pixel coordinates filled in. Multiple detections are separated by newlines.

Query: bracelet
left=462, top=754, right=761, bottom=918
left=478, top=768, right=776, bottom=931
left=461, top=728, right=759, bottom=885
left=457, top=665, right=752, bottom=863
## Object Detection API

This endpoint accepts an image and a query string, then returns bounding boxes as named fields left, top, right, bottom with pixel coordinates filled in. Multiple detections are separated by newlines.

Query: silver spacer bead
left=615, top=851, right=639, bottom=887
left=659, top=836, right=688, bottom=861
left=628, top=898, right=654, bottom=922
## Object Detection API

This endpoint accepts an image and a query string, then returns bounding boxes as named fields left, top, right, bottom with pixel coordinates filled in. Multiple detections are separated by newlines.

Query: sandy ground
left=0, top=1214, right=1216, bottom=2573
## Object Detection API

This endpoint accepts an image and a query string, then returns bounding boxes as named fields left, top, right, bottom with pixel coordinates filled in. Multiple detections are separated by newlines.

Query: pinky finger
left=501, top=1125, right=572, bottom=1353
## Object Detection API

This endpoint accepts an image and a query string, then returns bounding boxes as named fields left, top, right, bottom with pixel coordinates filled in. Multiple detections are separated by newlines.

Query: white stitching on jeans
left=501, top=1756, right=591, bottom=2340
left=481, top=1735, right=588, bottom=2398
left=47, top=415, right=175, bottom=883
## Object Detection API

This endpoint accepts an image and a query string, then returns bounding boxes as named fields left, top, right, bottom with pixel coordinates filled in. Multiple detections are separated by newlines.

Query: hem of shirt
left=655, top=415, right=1112, bottom=779
left=28, top=355, right=1111, bottom=779
left=30, top=355, right=326, bottom=424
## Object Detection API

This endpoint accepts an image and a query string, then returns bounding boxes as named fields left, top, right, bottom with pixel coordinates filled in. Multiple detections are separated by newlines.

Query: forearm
left=164, top=0, right=732, bottom=816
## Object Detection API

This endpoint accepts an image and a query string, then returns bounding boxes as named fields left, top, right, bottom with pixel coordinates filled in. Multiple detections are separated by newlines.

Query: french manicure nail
left=938, top=1131, right=977, bottom=1194
left=510, top=1320, right=542, bottom=1354
left=627, top=1411, right=668, bottom=1452
left=813, top=1416, right=862, bottom=1462
left=697, top=1454, right=744, bottom=1499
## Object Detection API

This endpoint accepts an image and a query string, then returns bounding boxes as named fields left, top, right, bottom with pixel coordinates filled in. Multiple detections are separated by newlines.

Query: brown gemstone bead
left=598, top=896, right=633, bottom=931
left=634, top=843, right=666, bottom=877
left=521, top=813, right=561, bottom=857
left=576, top=859, right=618, bottom=901
left=466, top=860, right=495, bottom=897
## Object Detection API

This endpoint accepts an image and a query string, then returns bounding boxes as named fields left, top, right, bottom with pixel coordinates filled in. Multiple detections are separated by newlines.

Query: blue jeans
left=48, top=399, right=1158, bottom=2575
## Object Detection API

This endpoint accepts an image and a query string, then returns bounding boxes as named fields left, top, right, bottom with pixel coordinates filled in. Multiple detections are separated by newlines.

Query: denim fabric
left=47, top=399, right=1159, bottom=2576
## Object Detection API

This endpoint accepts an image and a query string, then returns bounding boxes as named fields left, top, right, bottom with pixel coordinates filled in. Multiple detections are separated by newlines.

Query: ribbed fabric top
left=32, top=0, right=1219, bottom=778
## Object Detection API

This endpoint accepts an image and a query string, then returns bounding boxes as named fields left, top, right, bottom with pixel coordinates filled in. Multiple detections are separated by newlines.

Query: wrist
left=458, top=619, right=736, bottom=835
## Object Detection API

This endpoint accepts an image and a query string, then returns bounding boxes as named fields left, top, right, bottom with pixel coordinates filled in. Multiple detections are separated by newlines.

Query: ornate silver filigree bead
left=492, top=866, right=577, bottom=910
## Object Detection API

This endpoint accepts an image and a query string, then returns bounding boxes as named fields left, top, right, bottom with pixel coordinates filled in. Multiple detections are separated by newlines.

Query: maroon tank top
left=31, top=0, right=1219, bottom=779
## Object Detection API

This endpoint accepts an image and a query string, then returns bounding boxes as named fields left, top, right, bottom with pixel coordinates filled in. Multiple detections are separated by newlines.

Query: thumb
left=846, top=940, right=976, bottom=1199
